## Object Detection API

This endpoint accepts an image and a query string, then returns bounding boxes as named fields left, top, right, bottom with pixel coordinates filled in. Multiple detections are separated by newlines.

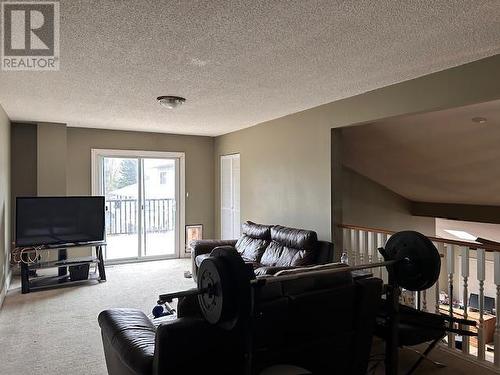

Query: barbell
left=158, top=230, right=441, bottom=330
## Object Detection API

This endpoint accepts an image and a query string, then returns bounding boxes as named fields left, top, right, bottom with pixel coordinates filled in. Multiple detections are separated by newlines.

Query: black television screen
left=469, top=293, right=495, bottom=314
left=16, top=196, right=105, bottom=247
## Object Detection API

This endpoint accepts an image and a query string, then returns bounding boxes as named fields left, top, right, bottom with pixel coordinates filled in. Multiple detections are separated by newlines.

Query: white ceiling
left=343, top=99, right=500, bottom=206
left=1, top=1, right=500, bottom=136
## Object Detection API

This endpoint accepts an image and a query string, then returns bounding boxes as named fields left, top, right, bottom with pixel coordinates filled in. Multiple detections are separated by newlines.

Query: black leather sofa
left=191, top=221, right=333, bottom=280
left=98, top=262, right=382, bottom=374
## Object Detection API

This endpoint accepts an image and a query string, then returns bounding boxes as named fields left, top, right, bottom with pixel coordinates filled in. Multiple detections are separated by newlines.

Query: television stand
left=20, top=242, right=106, bottom=294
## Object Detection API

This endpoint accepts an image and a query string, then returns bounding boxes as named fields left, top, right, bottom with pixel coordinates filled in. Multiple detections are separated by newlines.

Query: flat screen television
left=469, top=293, right=495, bottom=314
left=16, top=196, right=105, bottom=247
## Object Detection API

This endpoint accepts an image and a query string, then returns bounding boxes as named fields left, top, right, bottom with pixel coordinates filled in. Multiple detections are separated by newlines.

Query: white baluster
left=434, top=242, right=444, bottom=314
left=461, top=246, right=470, bottom=354
left=363, top=231, right=369, bottom=264
left=494, top=252, right=500, bottom=367
left=422, top=289, right=427, bottom=312
left=343, top=228, right=351, bottom=264
left=477, top=248, right=486, bottom=361
left=447, top=244, right=455, bottom=349
left=358, top=231, right=365, bottom=264
left=376, top=233, right=383, bottom=278
left=350, top=229, right=358, bottom=266
left=356, top=229, right=361, bottom=266
left=367, top=231, right=375, bottom=264
left=381, top=233, right=389, bottom=283
left=435, top=242, right=444, bottom=314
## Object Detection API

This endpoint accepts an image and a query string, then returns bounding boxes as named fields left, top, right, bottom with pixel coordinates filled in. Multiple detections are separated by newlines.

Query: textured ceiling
left=0, top=1, right=500, bottom=136
left=343, top=99, right=500, bottom=206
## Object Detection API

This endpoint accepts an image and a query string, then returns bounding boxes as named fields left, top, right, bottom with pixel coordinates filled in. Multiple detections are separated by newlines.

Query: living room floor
left=0, top=259, right=194, bottom=375
left=0, top=259, right=495, bottom=375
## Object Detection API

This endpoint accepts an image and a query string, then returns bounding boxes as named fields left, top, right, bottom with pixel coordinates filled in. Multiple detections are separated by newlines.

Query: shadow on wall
left=0, top=202, right=6, bottom=292
left=342, top=167, right=436, bottom=236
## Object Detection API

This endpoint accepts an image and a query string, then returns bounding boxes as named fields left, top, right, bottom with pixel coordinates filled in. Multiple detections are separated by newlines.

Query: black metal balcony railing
left=106, top=198, right=175, bottom=235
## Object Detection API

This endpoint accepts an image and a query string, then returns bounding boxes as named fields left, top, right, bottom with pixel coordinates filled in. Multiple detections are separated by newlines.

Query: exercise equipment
left=159, top=231, right=441, bottom=328
left=157, top=231, right=442, bottom=375
left=151, top=301, right=176, bottom=319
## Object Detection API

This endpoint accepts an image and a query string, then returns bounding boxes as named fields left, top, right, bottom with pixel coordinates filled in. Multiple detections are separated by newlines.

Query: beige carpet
left=371, top=339, right=495, bottom=375
left=0, top=259, right=495, bottom=375
left=0, top=259, right=194, bottom=375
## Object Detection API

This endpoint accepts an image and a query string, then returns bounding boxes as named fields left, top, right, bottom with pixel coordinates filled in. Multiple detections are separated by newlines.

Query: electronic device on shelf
left=19, top=242, right=107, bottom=294
left=469, top=293, right=495, bottom=314
left=15, top=196, right=105, bottom=247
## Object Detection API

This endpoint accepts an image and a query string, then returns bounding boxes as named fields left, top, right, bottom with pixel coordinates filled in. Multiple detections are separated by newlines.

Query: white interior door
left=221, top=154, right=241, bottom=240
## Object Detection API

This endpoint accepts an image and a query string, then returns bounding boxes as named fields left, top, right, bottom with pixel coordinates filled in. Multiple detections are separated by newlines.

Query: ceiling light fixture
left=472, top=117, right=487, bottom=124
left=157, top=96, right=186, bottom=109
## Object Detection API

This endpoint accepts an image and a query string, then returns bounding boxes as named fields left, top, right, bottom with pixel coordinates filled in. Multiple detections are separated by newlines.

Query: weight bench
left=98, top=271, right=382, bottom=374
left=99, top=230, right=441, bottom=375
left=375, top=303, right=477, bottom=374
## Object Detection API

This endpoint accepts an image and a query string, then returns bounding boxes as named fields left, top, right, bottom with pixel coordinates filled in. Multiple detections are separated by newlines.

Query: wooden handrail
left=339, top=224, right=500, bottom=252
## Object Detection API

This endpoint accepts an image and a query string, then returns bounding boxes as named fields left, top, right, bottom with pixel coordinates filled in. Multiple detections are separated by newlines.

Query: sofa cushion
left=260, top=226, right=318, bottom=267
left=235, top=221, right=273, bottom=261
left=242, top=221, right=273, bottom=239
left=260, top=241, right=315, bottom=267
left=260, top=241, right=283, bottom=266
left=245, top=261, right=263, bottom=269
left=235, top=235, right=269, bottom=262
left=276, top=247, right=315, bottom=267
left=271, top=225, right=317, bottom=250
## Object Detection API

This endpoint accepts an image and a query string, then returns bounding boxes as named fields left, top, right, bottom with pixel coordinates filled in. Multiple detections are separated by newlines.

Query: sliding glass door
left=142, top=158, right=177, bottom=257
left=102, top=157, right=140, bottom=260
left=92, top=150, right=185, bottom=262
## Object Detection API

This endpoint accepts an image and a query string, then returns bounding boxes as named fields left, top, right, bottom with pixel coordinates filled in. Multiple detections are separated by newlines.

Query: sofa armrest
left=191, top=239, right=238, bottom=281
left=316, top=240, right=334, bottom=264
left=191, top=239, right=238, bottom=257
left=98, top=308, right=156, bottom=375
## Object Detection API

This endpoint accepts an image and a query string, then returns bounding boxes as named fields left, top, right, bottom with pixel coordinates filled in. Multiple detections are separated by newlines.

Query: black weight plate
left=210, top=246, right=241, bottom=259
left=197, top=257, right=232, bottom=325
left=384, top=231, right=441, bottom=291
left=210, top=246, right=255, bottom=330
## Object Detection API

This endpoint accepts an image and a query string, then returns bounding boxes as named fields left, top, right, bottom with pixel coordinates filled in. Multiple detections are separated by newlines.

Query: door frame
left=91, top=149, right=186, bottom=263
left=220, top=153, right=240, bottom=240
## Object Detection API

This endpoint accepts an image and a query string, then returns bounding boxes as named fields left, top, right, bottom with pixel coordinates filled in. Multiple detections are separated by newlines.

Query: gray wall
left=66, top=127, right=215, bottom=238
left=9, top=125, right=215, bottom=238
left=343, top=167, right=435, bottom=236
left=214, top=55, right=500, bottom=242
left=37, top=123, right=67, bottom=195
left=0, top=105, right=11, bottom=306
left=10, top=123, right=37, bottom=239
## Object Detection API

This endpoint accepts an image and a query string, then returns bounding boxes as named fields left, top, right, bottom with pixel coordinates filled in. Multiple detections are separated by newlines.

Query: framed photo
left=185, top=224, right=203, bottom=253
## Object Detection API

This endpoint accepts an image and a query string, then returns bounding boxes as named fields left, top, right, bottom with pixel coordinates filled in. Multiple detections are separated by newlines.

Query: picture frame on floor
left=185, top=224, right=203, bottom=253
